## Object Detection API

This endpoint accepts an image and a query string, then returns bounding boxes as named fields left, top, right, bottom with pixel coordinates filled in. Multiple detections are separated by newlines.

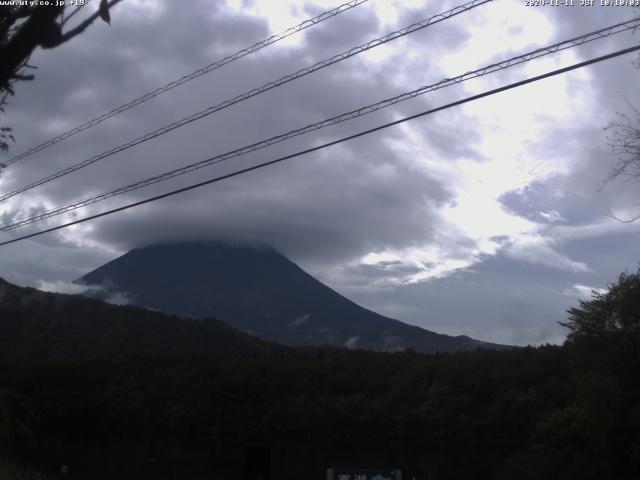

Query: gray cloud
left=345, top=253, right=590, bottom=346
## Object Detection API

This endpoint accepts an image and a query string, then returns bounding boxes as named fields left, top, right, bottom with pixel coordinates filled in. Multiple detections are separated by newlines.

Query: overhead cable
left=2, top=17, right=637, bottom=232
left=2, top=0, right=370, bottom=167
left=0, top=0, right=492, bottom=202
left=1, top=44, right=638, bottom=247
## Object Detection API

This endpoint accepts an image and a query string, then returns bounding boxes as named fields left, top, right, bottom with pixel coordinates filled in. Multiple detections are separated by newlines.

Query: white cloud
left=437, top=0, right=555, bottom=78
left=354, top=240, right=480, bottom=286
left=504, top=234, right=591, bottom=272
left=290, top=313, right=311, bottom=326
left=539, top=210, right=566, bottom=223
left=37, top=280, right=89, bottom=295
left=345, top=336, right=359, bottom=349
left=105, top=291, right=133, bottom=306
left=563, top=283, right=608, bottom=300
left=549, top=217, right=640, bottom=242
left=37, top=280, right=133, bottom=306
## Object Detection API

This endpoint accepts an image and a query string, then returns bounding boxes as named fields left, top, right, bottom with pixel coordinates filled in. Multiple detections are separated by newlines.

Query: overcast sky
left=1, top=0, right=639, bottom=345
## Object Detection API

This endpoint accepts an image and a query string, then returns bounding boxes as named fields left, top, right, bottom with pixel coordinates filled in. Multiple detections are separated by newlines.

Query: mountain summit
left=77, top=242, right=499, bottom=353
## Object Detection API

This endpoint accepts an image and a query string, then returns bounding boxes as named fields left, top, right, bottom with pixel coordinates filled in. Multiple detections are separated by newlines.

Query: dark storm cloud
left=84, top=133, right=451, bottom=264
left=0, top=231, right=116, bottom=287
left=1, top=0, right=466, bottom=263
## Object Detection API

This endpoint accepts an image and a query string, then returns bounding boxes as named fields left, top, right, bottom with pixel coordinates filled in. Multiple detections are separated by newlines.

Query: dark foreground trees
left=564, top=268, right=640, bottom=341
left=0, top=270, right=639, bottom=478
left=562, top=268, right=640, bottom=398
left=551, top=268, right=640, bottom=478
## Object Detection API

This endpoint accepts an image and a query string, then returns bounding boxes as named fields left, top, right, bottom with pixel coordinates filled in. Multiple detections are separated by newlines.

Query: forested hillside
left=1, top=271, right=639, bottom=478
left=0, top=277, right=281, bottom=365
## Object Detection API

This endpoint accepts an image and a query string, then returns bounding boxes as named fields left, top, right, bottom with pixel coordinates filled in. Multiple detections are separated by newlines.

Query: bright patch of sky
left=332, top=0, right=629, bottom=290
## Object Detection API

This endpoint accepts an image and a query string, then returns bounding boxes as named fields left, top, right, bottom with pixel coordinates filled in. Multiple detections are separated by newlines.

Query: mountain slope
left=0, top=277, right=281, bottom=366
left=77, top=242, right=501, bottom=353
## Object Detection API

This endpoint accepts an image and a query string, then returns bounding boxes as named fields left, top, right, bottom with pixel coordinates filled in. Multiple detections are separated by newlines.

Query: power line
left=1, top=44, right=638, bottom=248
left=2, top=0, right=369, bottom=167
left=0, top=0, right=492, bottom=202
left=3, top=17, right=637, bottom=232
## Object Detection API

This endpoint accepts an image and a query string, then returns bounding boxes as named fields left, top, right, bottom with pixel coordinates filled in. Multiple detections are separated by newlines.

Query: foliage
left=563, top=268, right=640, bottom=341
left=558, top=269, right=640, bottom=477
left=0, top=272, right=639, bottom=478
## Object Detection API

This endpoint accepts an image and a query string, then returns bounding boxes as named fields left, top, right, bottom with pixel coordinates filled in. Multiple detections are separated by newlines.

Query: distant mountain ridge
left=77, top=241, right=503, bottom=353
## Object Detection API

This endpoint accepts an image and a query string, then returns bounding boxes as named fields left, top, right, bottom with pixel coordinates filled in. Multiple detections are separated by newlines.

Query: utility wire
left=0, top=0, right=492, bottom=202
left=1, top=44, right=638, bottom=248
left=2, top=0, right=369, bottom=167
left=2, top=17, right=637, bottom=232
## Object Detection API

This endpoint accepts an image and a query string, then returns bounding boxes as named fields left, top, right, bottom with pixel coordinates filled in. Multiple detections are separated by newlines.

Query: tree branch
left=0, top=5, right=63, bottom=87
left=51, top=0, right=125, bottom=47
left=606, top=208, right=640, bottom=224
left=61, top=5, right=84, bottom=28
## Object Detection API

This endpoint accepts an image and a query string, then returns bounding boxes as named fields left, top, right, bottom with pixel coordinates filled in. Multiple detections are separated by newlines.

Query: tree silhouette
left=0, top=0, right=124, bottom=153
left=605, top=104, right=640, bottom=222
left=562, top=268, right=640, bottom=342
left=604, top=14, right=640, bottom=222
